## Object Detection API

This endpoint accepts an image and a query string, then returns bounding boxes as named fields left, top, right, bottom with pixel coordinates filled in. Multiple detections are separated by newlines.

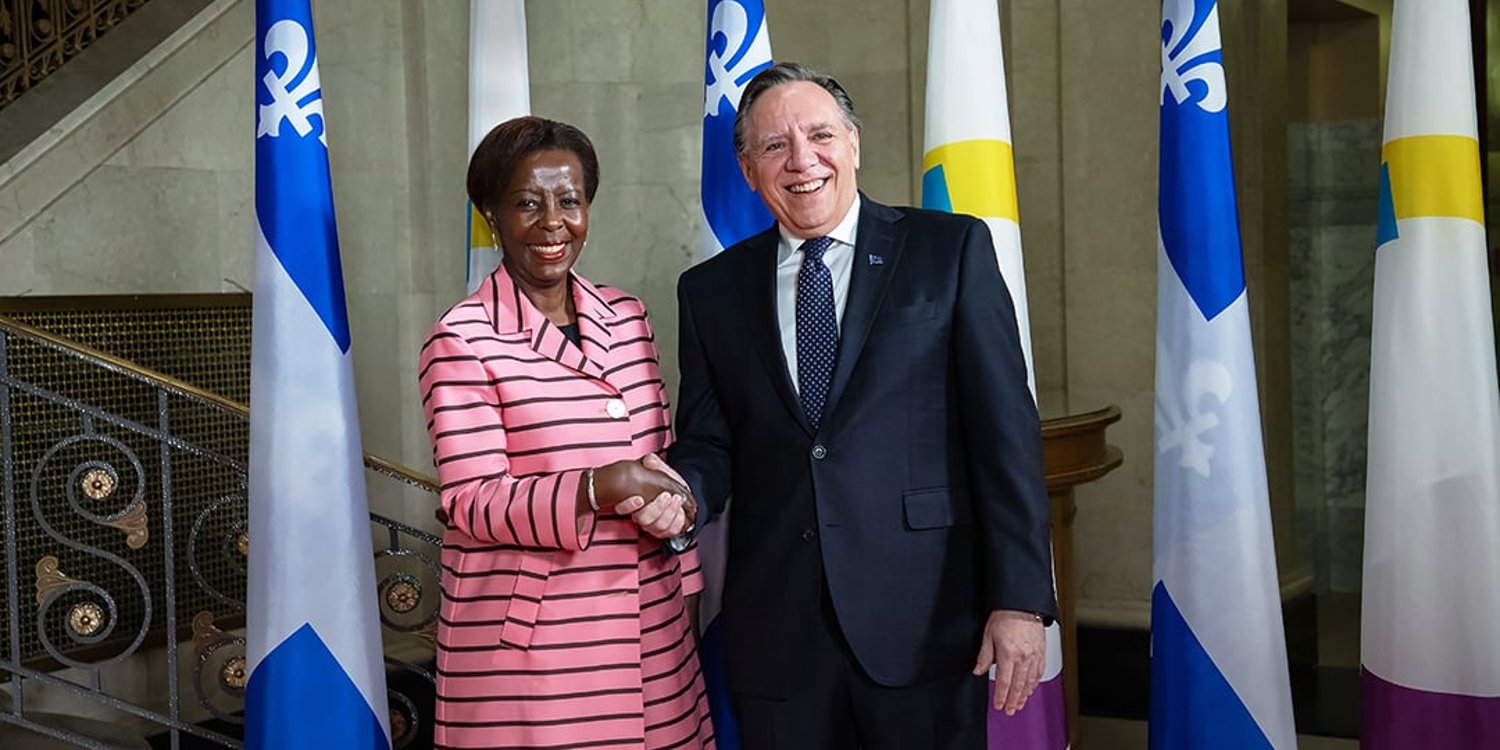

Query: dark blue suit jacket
left=670, top=196, right=1056, bottom=697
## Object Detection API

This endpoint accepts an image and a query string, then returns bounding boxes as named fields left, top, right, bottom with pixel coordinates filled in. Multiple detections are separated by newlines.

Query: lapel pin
left=868, top=254, right=884, bottom=266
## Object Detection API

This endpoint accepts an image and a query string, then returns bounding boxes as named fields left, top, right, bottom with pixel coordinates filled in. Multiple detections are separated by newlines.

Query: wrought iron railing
left=0, top=0, right=153, bottom=109
left=0, top=314, right=442, bottom=749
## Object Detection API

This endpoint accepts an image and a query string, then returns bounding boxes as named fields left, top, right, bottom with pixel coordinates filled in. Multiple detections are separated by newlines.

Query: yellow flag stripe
left=469, top=203, right=491, bottom=248
left=922, top=139, right=1019, bottom=222
left=1381, top=134, right=1483, bottom=223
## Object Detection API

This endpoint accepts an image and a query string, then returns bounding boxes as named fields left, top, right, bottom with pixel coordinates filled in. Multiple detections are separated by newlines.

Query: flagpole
left=246, top=0, right=390, bottom=747
left=695, top=2, right=774, bottom=747
left=465, top=0, right=530, bottom=294
left=922, top=1, right=1063, bottom=746
left=1151, top=1, right=1296, bottom=747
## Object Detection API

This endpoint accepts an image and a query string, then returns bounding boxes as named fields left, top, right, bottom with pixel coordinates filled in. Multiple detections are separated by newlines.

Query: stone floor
left=0, top=714, right=151, bottom=750
left=1077, top=716, right=1359, bottom=750
left=1076, top=592, right=1366, bottom=749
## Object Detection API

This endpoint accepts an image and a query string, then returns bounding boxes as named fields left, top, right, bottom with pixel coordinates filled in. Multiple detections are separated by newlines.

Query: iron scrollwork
left=29, top=431, right=153, bottom=668
left=0, top=0, right=153, bottom=109
left=190, top=611, right=247, bottom=725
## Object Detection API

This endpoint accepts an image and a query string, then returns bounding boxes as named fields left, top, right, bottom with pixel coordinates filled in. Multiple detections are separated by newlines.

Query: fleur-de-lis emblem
left=1160, top=0, right=1225, bottom=113
left=704, top=0, right=771, bottom=118
left=1156, top=355, right=1233, bottom=478
left=257, top=19, right=327, bottom=146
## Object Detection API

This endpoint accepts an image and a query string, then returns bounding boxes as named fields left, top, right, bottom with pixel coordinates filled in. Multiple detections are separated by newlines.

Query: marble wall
left=1287, top=7, right=1383, bottom=595
left=0, top=0, right=256, bottom=298
left=1287, top=119, right=1379, bottom=593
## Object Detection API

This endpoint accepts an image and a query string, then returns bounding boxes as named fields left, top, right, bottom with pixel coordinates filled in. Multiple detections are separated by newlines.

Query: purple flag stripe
left=1362, top=667, right=1500, bottom=750
left=988, top=672, right=1068, bottom=750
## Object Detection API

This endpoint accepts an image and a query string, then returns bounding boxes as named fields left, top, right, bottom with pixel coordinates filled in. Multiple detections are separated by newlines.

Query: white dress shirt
left=776, top=195, right=861, bottom=393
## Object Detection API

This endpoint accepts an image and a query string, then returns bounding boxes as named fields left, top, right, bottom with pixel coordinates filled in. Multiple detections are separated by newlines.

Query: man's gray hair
left=733, top=62, right=862, bottom=154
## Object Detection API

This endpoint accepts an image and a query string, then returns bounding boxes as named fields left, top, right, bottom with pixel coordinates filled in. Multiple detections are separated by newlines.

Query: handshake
left=432, top=454, right=697, bottom=542
left=587, top=453, right=697, bottom=541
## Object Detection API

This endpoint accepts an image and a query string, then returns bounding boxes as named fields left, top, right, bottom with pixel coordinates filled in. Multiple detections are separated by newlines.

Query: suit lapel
left=564, top=274, right=616, bottom=381
left=824, top=198, right=906, bottom=426
left=478, top=263, right=609, bottom=381
left=736, top=229, right=812, bottom=433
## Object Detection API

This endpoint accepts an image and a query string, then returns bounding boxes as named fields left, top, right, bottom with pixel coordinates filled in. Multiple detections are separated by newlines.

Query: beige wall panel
left=1058, top=0, right=1161, bottom=612
left=1007, top=0, right=1068, bottom=418
left=521, top=0, right=704, bottom=404
left=1293, top=18, right=1382, bottom=122
left=768, top=0, right=917, bottom=206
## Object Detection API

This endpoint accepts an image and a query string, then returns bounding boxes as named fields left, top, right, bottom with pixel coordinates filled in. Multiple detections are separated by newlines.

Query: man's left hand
left=972, top=609, right=1046, bottom=715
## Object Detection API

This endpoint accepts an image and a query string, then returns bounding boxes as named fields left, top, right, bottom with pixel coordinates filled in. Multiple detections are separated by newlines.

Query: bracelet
left=585, top=468, right=600, bottom=512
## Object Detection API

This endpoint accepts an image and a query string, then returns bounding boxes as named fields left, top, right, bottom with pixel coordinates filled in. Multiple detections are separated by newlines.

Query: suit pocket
left=498, top=552, right=552, bottom=649
left=902, top=488, right=972, bottom=530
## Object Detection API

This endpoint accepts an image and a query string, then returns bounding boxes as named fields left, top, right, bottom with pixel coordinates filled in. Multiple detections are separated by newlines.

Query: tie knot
left=799, top=236, right=833, bottom=263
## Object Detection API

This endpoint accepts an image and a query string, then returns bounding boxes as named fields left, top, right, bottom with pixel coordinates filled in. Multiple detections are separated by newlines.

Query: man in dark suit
left=669, top=62, right=1056, bottom=750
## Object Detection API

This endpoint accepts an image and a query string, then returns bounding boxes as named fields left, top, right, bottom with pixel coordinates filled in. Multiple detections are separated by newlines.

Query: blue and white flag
left=698, top=1, right=772, bottom=747
left=1151, top=2, right=1295, bottom=749
left=246, top=1, right=390, bottom=748
left=700, top=0, right=773, bottom=260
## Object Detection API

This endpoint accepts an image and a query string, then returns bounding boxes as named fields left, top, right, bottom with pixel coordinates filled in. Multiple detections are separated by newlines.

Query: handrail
left=0, top=312, right=439, bottom=492
left=0, top=0, right=157, bottom=110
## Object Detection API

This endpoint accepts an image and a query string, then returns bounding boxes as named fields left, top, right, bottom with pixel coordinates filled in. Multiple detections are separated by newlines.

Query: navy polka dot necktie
left=796, top=236, right=838, bottom=431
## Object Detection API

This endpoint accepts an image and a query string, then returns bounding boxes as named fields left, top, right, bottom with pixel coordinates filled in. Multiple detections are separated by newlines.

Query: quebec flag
left=697, top=1, right=772, bottom=747
left=700, top=0, right=773, bottom=259
left=1150, top=2, right=1295, bottom=749
left=1361, top=1, right=1500, bottom=747
left=921, top=1, right=1061, bottom=747
left=246, top=1, right=391, bottom=748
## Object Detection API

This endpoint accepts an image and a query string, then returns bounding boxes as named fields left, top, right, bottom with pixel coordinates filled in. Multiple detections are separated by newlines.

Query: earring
left=481, top=213, right=499, bottom=252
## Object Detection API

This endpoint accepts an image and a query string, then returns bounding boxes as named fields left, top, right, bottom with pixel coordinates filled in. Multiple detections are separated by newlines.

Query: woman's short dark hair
left=466, top=116, right=601, bottom=218
left=733, top=62, right=862, bottom=154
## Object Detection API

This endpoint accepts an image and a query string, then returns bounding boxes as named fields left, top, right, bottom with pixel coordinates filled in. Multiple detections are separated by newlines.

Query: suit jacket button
left=811, top=444, right=827, bottom=460
left=801, top=528, right=817, bottom=542
left=606, top=398, right=627, bottom=419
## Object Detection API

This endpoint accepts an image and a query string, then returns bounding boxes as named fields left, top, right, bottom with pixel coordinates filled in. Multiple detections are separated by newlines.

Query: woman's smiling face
left=490, top=148, right=591, bottom=295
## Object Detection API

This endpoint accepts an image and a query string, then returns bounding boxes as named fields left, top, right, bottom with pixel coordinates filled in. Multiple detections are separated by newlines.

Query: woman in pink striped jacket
left=419, top=117, right=715, bottom=749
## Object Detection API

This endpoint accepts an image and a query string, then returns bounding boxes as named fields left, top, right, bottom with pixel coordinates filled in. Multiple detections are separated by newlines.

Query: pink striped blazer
left=419, top=265, right=712, bottom=749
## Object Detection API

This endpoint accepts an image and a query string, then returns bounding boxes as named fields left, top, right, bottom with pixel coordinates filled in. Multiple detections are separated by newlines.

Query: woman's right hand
left=591, top=457, right=696, bottom=538
left=591, top=457, right=692, bottom=512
